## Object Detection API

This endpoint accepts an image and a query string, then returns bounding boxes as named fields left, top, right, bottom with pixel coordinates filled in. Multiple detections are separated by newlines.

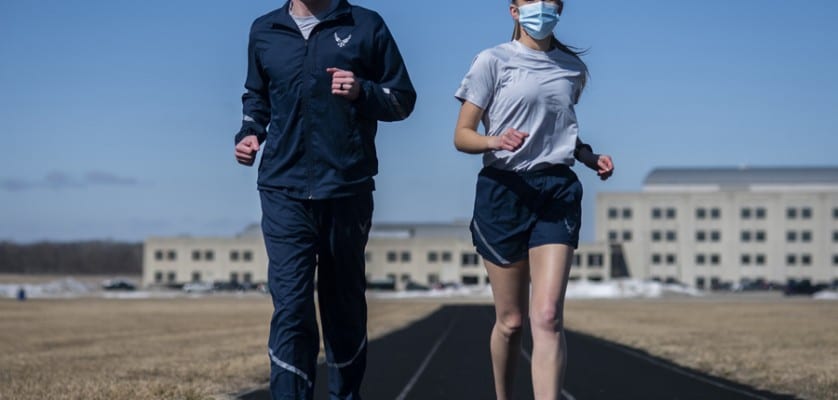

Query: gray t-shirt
left=455, top=40, right=587, bottom=172
left=290, top=0, right=338, bottom=40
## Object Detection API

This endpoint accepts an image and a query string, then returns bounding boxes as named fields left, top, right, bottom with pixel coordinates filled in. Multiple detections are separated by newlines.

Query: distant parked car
left=102, top=279, right=136, bottom=291
left=405, top=281, right=429, bottom=291
left=784, top=281, right=828, bottom=296
left=183, top=282, right=214, bottom=293
left=213, top=281, right=248, bottom=292
left=367, top=279, right=396, bottom=291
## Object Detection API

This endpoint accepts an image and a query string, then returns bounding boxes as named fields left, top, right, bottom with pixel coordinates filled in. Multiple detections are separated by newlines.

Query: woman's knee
left=495, top=311, right=525, bottom=338
left=530, top=304, right=563, bottom=333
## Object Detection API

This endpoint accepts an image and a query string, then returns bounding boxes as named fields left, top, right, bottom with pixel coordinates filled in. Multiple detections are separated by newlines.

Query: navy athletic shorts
left=470, top=164, right=583, bottom=266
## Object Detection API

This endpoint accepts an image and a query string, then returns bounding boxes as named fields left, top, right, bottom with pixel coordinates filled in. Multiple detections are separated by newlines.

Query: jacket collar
left=273, top=0, right=352, bottom=32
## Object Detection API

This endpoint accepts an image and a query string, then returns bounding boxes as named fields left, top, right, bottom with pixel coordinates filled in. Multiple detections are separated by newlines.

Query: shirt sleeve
left=454, top=50, right=497, bottom=110
left=236, top=22, right=271, bottom=145
left=353, top=15, right=417, bottom=122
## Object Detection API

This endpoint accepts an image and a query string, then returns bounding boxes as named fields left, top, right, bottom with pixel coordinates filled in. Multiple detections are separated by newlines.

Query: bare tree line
left=0, top=242, right=142, bottom=275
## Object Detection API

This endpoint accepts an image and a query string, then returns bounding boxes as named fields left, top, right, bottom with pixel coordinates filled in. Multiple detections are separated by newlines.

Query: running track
left=240, top=305, right=799, bottom=400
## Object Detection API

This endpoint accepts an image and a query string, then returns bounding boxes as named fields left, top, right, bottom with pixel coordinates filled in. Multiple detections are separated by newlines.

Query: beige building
left=597, top=167, right=838, bottom=289
left=143, top=222, right=617, bottom=289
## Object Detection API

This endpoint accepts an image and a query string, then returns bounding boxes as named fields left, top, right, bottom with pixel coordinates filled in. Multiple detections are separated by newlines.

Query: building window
left=622, top=208, right=633, bottom=219
left=441, top=252, right=453, bottom=262
left=243, top=251, right=253, bottom=262
left=666, top=254, right=677, bottom=265
left=666, top=208, right=677, bottom=219
left=696, top=254, right=706, bottom=265
left=696, top=231, right=706, bottom=242
left=755, top=208, right=766, bottom=219
left=192, top=250, right=201, bottom=261
left=154, top=271, right=163, bottom=283
left=167, top=272, right=176, bottom=283
left=573, top=254, right=582, bottom=267
left=400, top=274, right=411, bottom=283
left=710, top=254, right=721, bottom=266
left=801, top=231, right=812, bottom=243
left=154, top=250, right=164, bottom=261
left=230, top=272, right=239, bottom=283
left=756, top=231, right=766, bottom=242
left=787, top=208, right=797, bottom=219
left=427, top=251, right=439, bottom=263
left=651, top=254, right=662, bottom=265
left=741, top=231, right=752, bottom=242
left=204, top=251, right=214, bottom=261
left=401, top=251, right=411, bottom=263
left=833, top=255, right=838, bottom=266
left=755, top=254, right=766, bottom=266
left=651, top=208, right=662, bottom=219
left=711, top=208, right=721, bottom=219
left=243, top=273, right=253, bottom=284
left=167, top=250, right=177, bottom=261
left=622, top=231, right=633, bottom=242
left=801, top=254, right=812, bottom=266
left=428, top=274, right=440, bottom=285
left=461, top=253, right=480, bottom=266
left=787, top=231, right=797, bottom=243
left=588, top=253, right=604, bottom=268
left=695, top=277, right=706, bottom=289
left=834, top=208, right=838, bottom=219
left=834, top=231, right=838, bottom=243
left=652, top=231, right=662, bottom=242
left=741, top=254, right=751, bottom=265
left=801, top=208, right=812, bottom=219
left=741, top=208, right=752, bottom=219
left=696, top=208, right=707, bottom=219
left=608, top=208, right=619, bottom=219
left=711, top=231, right=721, bottom=242
left=191, top=272, right=201, bottom=283
left=786, top=254, right=797, bottom=266
left=230, top=251, right=240, bottom=262
left=608, top=231, right=619, bottom=242
left=666, top=231, right=677, bottom=242
left=386, top=251, right=397, bottom=263
left=462, top=276, right=480, bottom=286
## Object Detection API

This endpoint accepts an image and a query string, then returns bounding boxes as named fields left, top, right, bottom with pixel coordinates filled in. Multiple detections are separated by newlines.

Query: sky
left=1, top=0, right=838, bottom=243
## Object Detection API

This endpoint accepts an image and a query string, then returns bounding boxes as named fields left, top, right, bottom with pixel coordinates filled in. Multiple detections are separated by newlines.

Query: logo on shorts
left=564, top=213, right=579, bottom=235
left=335, top=32, right=352, bottom=48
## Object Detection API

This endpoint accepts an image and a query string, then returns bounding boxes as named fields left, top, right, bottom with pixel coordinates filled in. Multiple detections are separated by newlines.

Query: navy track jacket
left=236, top=0, right=417, bottom=200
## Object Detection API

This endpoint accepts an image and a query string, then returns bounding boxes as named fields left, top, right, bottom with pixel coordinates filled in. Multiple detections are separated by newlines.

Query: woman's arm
left=575, top=137, right=615, bottom=180
left=454, top=101, right=528, bottom=154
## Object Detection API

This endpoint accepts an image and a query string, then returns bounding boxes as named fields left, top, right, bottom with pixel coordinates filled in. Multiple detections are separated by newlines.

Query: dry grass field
left=564, top=297, right=838, bottom=400
left=0, top=295, right=835, bottom=400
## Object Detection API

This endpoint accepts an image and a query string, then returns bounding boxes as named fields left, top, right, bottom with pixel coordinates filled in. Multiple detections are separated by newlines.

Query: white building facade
left=597, top=167, right=838, bottom=289
left=143, top=223, right=616, bottom=289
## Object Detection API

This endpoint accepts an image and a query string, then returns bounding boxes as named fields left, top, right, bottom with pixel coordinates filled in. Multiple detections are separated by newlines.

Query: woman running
left=454, top=1, right=614, bottom=398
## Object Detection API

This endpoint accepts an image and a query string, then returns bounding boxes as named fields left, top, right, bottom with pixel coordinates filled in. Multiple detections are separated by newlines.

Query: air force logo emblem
left=335, top=32, right=352, bottom=48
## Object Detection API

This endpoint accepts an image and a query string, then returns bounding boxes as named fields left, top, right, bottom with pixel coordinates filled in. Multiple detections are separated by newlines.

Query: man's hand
left=327, top=67, right=361, bottom=101
left=235, top=135, right=260, bottom=166
left=595, top=155, right=614, bottom=181
left=488, top=128, right=529, bottom=152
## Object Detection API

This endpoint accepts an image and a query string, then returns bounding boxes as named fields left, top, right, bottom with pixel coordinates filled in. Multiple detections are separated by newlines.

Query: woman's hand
left=488, top=128, right=529, bottom=152
left=595, top=154, right=614, bottom=181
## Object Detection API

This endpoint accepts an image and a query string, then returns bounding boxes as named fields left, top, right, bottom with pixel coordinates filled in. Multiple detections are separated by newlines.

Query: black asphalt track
left=240, top=305, right=798, bottom=400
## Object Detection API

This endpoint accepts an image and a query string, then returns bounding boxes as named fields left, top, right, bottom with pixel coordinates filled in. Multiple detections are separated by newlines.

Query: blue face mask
left=517, top=2, right=560, bottom=40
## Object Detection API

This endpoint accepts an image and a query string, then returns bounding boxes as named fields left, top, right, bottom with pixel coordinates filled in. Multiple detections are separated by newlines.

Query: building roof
left=369, top=222, right=471, bottom=240
left=644, top=167, right=838, bottom=191
left=233, top=222, right=472, bottom=240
